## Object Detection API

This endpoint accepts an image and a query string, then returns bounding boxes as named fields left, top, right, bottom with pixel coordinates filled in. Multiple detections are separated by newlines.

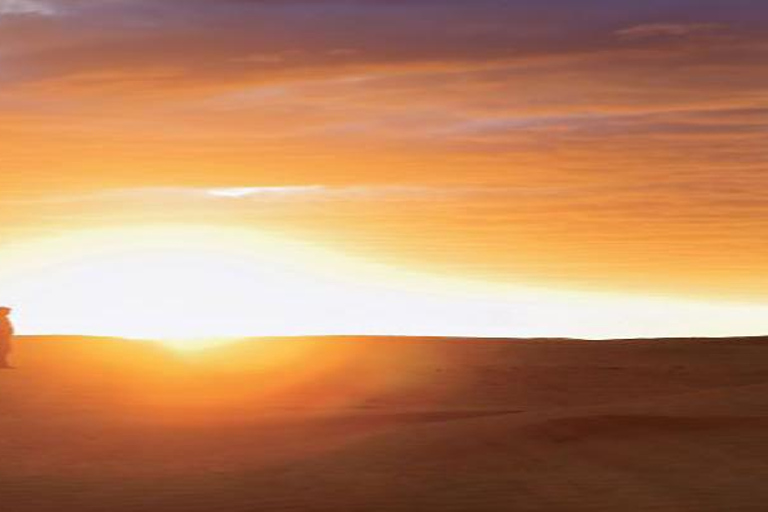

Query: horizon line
left=17, top=334, right=768, bottom=343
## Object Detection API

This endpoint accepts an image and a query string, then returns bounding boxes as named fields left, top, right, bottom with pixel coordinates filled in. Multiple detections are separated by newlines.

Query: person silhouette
left=0, top=307, right=15, bottom=369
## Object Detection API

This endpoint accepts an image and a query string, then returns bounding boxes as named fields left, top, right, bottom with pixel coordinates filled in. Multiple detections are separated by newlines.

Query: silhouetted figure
left=0, top=307, right=15, bottom=369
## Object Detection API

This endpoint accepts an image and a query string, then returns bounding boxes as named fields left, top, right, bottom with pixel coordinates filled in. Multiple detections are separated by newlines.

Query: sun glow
left=0, top=224, right=767, bottom=349
left=0, top=225, right=397, bottom=348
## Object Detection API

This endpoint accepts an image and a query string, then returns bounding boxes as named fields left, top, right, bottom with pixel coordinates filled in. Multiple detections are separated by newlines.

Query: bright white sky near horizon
left=0, top=225, right=766, bottom=345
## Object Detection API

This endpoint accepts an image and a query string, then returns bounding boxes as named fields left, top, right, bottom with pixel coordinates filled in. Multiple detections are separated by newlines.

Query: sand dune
left=1, top=335, right=768, bottom=511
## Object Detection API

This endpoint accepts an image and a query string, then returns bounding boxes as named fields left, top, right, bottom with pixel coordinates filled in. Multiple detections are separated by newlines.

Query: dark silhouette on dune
left=0, top=306, right=15, bottom=369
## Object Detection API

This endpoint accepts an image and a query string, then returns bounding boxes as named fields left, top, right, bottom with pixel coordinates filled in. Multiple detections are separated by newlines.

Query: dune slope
left=1, top=335, right=767, bottom=511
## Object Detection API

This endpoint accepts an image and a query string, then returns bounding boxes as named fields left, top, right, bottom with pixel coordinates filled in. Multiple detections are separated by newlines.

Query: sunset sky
left=0, top=0, right=766, bottom=341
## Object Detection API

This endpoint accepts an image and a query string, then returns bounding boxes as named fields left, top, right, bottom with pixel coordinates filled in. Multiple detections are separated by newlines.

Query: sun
left=0, top=225, right=381, bottom=349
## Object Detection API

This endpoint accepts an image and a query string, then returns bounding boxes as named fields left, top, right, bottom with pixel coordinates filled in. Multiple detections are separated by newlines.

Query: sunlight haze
left=0, top=225, right=766, bottom=348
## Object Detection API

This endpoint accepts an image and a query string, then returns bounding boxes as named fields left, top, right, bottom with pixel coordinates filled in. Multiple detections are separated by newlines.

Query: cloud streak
left=5, top=184, right=583, bottom=206
left=0, top=0, right=57, bottom=17
left=615, top=23, right=725, bottom=39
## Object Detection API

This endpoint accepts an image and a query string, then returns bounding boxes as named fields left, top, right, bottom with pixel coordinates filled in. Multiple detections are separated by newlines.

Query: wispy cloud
left=207, top=186, right=326, bottom=198
left=189, top=184, right=578, bottom=201
left=615, top=23, right=725, bottom=40
left=4, top=184, right=580, bottom=206
left=0, top=0, right=57, bottom=17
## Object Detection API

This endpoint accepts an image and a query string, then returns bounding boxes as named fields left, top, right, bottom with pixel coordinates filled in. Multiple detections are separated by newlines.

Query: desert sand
left=1, top=335, right=768, bottom=511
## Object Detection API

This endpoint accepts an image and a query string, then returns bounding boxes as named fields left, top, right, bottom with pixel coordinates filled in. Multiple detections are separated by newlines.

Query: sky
left=0, top=0, right=766, bottom=340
